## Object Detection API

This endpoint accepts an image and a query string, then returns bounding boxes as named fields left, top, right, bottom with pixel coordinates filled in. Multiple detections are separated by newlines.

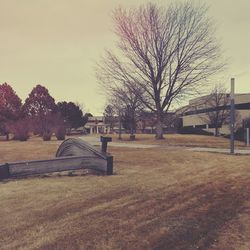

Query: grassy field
left=112, top=133, right=247, bottom=148
left=0, top=135, right=249, bottom=249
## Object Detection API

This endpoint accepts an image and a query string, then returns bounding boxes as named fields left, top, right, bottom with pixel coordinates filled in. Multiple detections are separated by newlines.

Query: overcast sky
left=0, top=0, right=249, bottom=114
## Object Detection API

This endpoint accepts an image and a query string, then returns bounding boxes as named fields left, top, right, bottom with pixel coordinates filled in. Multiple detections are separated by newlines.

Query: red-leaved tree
left=23, top=85, right=57, bottom=140
left=0, top=83, right=22, bottom=140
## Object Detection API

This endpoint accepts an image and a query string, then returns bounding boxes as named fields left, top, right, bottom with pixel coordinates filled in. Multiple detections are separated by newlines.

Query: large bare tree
left=96, top=2, right=223, bottom=139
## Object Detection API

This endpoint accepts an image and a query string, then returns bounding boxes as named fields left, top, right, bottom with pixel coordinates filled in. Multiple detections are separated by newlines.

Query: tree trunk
left=66, top=128, right=72, bottom=136
left=118, top=114, right=122, bottom=140
left=130, top=127, right=135, bottom=140
left=130, top=127, right=133, bottom=136
left=215, top=127, right=219, bottom=137
left=155, top=112, right=165, bottom=139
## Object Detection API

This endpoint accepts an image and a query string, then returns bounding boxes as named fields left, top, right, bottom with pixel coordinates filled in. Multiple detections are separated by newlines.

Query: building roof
left=176, top=93, right=250, bottom=115
left=88, top=116, right=104, bottom=122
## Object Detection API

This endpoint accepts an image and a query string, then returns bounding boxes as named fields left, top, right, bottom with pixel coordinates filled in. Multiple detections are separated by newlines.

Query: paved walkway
left=79, top=136, right=250, bottom=154
left=187, top=147, right=250, bottom=155
left=79, top=136, right=159, bottom=149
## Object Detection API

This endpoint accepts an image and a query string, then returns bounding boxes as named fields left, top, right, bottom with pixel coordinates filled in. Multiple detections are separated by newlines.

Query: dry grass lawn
left=0, top=135, right=249, bottom=249
left=112, top=133, right=247, bottom=149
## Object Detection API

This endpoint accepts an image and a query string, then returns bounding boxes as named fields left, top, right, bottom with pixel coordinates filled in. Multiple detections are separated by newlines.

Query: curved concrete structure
left=0, top=138, right=113, bottom=180
left=56, top=138, right=106, bottom=159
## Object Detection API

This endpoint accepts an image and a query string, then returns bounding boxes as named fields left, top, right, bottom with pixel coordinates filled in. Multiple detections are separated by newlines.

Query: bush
left=42, top=131, right=52, bottom=141
left=31, top=112, right=67, bottom=141
left=129, top=134, right=136, bottom=140
left=224, top=127, right=248, bottom=142
left=178, top=126, right=213, bottom=136
left=234, top=127, right=245, bottom=141
left=55, top=126, right=66, bottom=140
left=9, top=119, right=30, bottom=141
left=8, top=119, right=30, bottom=141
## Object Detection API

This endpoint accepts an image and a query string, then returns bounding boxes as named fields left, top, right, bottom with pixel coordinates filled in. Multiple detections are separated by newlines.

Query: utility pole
left=230, top=78, right=235, bottom=154
left=247, top=127, right=249, bottom=147
left=243, top=119, right=249, bottom=147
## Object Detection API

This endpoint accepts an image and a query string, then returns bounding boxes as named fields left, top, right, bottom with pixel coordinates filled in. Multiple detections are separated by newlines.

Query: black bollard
left=100, top=136, right=112, bottom=153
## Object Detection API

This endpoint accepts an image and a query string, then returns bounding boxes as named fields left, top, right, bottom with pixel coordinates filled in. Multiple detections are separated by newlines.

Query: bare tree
left=198, top=84, right=230, bottom=136
left=103, top=105, right=116, bottom=132
left=243, top=117, right=250, bottom=128
left=137, top=111, right=156, bottom=133
left=96, top=2, right=223, bottom=139
left=107, top=95, right=125, bottom=140
left=108, top=85, right=144, bottom=140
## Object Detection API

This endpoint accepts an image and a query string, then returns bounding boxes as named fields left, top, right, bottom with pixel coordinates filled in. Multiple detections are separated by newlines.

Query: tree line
left=0, top=83, right=90, bottom=141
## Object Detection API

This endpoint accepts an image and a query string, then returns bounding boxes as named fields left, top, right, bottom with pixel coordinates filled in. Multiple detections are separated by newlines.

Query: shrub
left=55, top=126, right=66, bottom=140
left=178, top=126, right=213, bottom=136
left=224, top=127, right=248, bottom=142
left=129, top=134, right=136, bottom=140
left=9, top=119, right=30, bottom=141
left=42, top=131, right=52, bottom=141
left=31, top=112, right=67, bottom=141
left=234, top=127, right=245, bottom=141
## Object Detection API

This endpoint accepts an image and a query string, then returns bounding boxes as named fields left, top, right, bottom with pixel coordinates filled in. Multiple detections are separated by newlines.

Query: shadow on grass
left=151, top=182, right=247, bottom=249
left=38, top=179, right=248, bottom=249
left=2, top=176, right=248, bottom=250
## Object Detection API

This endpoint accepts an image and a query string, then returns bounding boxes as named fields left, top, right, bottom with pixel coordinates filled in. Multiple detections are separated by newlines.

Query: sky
left=0, top=0, right=250, bottom=115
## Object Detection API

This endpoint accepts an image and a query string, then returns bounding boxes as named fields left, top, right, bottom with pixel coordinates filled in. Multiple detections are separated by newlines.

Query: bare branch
left=96, top=1, right=224, bottom=139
